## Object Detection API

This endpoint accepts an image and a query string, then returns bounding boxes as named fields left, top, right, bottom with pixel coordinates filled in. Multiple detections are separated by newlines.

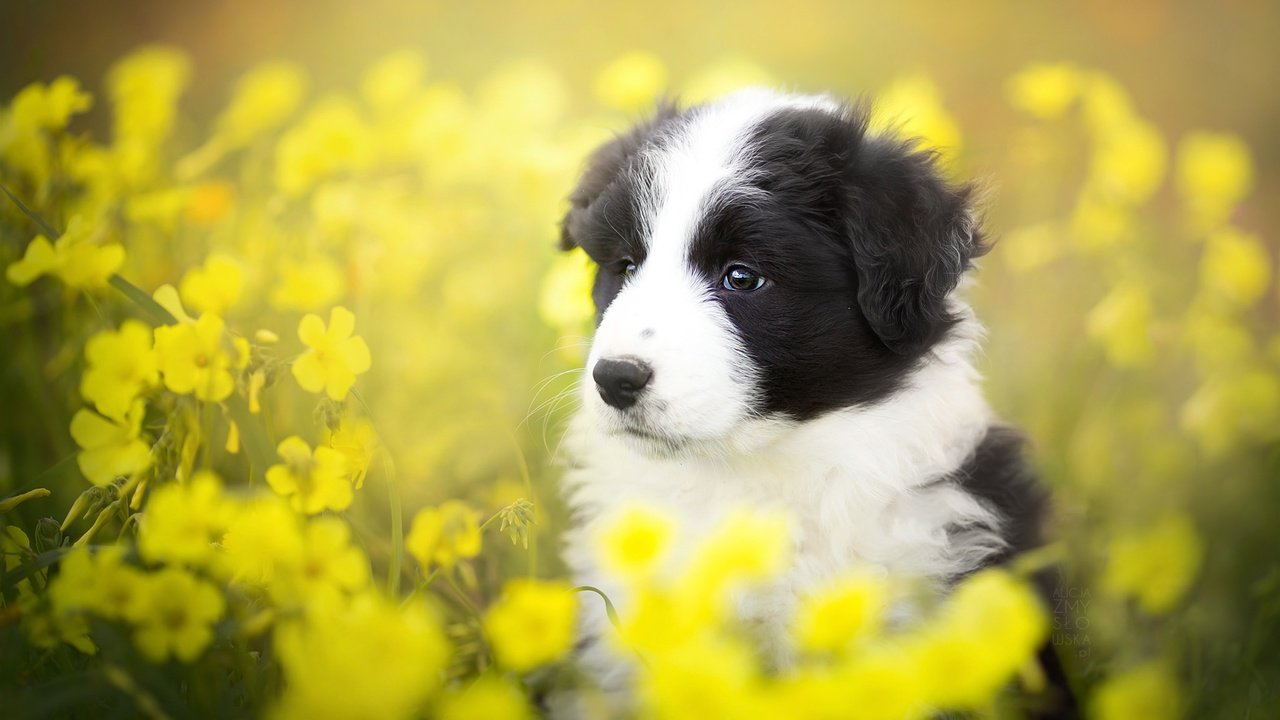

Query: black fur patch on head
left=686, top=103, right=985, bottom=418
left=559, top=104, right=682, bottom=321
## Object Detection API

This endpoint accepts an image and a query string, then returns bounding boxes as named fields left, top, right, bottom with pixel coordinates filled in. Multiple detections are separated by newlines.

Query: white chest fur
left=559, top=334, right=1006, bottom=680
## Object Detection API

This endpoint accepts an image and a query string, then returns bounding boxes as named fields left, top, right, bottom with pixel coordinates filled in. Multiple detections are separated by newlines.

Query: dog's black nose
left=593, top=358, right=652, bottom=410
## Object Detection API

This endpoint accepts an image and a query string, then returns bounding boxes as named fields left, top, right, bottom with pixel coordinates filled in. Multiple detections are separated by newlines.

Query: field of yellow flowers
left=1, top=12, right=1278, bottom=720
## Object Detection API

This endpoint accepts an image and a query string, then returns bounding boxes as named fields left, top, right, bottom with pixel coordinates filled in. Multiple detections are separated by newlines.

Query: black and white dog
left=557, top=88, right=1065, bottom=711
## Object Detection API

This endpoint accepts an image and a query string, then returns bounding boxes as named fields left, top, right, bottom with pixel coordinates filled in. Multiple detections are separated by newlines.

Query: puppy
left=557, top=88, right=1064, bottom=711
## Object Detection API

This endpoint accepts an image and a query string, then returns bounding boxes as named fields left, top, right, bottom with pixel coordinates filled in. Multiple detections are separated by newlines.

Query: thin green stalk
left=506, top=430, right=538, bottom=577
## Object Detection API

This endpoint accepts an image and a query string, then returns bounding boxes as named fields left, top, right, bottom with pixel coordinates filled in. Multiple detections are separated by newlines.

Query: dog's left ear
left=844, top=132, right=986, bottom=356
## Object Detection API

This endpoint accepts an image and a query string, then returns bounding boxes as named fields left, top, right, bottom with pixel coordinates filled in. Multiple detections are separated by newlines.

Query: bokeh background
left=2, top=0, right=1278, bottom=717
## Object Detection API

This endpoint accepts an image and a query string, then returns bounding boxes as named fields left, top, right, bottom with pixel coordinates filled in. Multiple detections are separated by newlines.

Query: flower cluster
left=0, top=41, right=1270, bottom=720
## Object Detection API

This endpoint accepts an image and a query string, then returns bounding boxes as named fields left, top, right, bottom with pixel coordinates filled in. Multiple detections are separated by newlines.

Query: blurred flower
left=1102, top=512, right=1204, bottom=614
left=913, top=568, right=1048, bottom=709
left=220, top=495, right=304, bottom=585
left=275, top=96, right=371, bottom=195
left=594, top=51, right=668, bottom=112
left=437, top=675, right=531, bottom=720
left=292, top=306, right=372, bottom=401
left=5, top=216, right=124, bottom=290
left=324, top=416, right=377, bottom=489
left=70, top=400, right=151, bottom=486
left=1086, top=283, right=1156, bottom=367
left=598, top=505, right=674, bottom=579
left=1006, top=62, right=1081, bottom=119
left=180, top=253, right=245, bottom=316
left=51, top=546, right=147, bottom=622
left=154, top=313, right=244, bottom=402
left=80, top=320, right=158, bottom=421
left=270, top=256, right=345, bottom=311
left=218, top=61, right=308, bottom=146
left=683, top=510, right=790, bottom=595
left=406, top=500, right=482, bottom=570
left=108, top=45, right=191, bottom=141
left=362, top=49, right=428, bottom=115
left=1180, top=370, right=1280, bottom=456
left=638, top=634, right=759, bottom=720
left=266, top=436, right=354, bottom=514
left=871, top=74, right=963, bottom=163
left=1087, top=118, right=1166, bottom=205
left=484, top=578, right=577, bottom=672
left=132, top=567, right=225, bottom=663
left=138, top=471, right=232, bottom=567
left=1176, top=131, right=1253, bottom=230
left=273, top=593, right=448, bottom=720
left=268, top=516, right=370, bottom=607
left=1199, top=226, right=1269, bottom=307
left=792, top=573, right=888, bottom=655
left=1093, top=662, right=1181, bottom=720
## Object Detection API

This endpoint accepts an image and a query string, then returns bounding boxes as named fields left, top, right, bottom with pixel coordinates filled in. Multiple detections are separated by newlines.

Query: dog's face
left=561, top=89, right=983, bottom=456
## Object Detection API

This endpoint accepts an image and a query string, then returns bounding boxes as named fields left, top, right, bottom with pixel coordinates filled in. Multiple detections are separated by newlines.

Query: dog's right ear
left=559, top=102, right=678, bottom=252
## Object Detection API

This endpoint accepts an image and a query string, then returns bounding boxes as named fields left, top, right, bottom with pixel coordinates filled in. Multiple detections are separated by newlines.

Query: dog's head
left=561, top=88, right=985, bottom=456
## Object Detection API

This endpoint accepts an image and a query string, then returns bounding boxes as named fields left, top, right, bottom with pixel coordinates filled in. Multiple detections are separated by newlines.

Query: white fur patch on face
left=585, top=89, right=839, bottom=455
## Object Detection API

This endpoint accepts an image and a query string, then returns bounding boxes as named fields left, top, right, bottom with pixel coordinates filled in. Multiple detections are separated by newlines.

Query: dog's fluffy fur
left=557, top=88, right=1055, bottom=703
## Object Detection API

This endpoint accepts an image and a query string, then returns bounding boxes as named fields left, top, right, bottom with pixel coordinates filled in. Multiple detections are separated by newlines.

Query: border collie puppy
left=557, top=88, right=1060, bottom=709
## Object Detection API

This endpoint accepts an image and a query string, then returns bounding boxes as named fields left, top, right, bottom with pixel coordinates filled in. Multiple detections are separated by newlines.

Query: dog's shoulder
left=948, top=424, right=1050, bottom=562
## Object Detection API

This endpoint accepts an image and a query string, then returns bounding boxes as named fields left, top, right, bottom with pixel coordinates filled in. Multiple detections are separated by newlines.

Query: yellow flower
left=273, top=593, right=448, bottom=720
left=138, top=471, right=232, bottom=567
left=266, top=436, right=354, bottom=514
left=838, top=645, right=930, bottom=720
left=270, top=256, right=345, bottom=311
left=1088, top=118, right=1166, bottom=205
left=324, top=416, right=378, bottom=489
left=793, top=572, right=888, bottom=655
left=1102, top=512, right=1204, bottom=614
left=871, top=74, right=963, bottom=163
left=406, top=500, right=482, bottom=570
left=1092, top=662, right=1181, bottom=720
left=1199, top=226, right=1270, bottom=307
left=154, top=313, right=244, bottom=402
left=269, top=517, right=370, bottom=607
left=219, top=495, right=305, bottom=585
left=292, top=306, right=372, bottom=401
left=913, top=569, right=1047, bottom=709
left=7, top=76, right=93, bottom=131
left=598, top=505, right=673, bottom=579
left=69, top=400, right=151, bottom=486
left=132, top=567, right=225, bottom=663
left=1006, top=62, right=1081, bottom=119
left=638, top=634, right=759, bottom=720
left=217, top=61, right=308, bottom=146
left=483, top=578, right=577, bottom=672
left=683, top=510, right=790, bottom=596
left=437, top=675, right=531, bottom=720
left=274, top=96, right=371, bottom=196
left=180, top=253, right=245, bottom=316
left=51, top=546, right=148, bottom=622
left=1181, top=370, right=1280, bottom=456
left=362, top=49, right=428, bottom=114
left=1176, top=131, right=1253, bottom=230
left=5, top=216, right=124, bottom=290
left=80, top=320, right=158, bottom=421
left=594, top=52, right=667, bottom=112
left=1086, top=283, right=1156, bottom=367
left=108, top=45, right=190, bottom=142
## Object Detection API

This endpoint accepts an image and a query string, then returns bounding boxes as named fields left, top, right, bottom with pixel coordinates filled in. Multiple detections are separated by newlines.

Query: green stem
left=573, top=585, right=621, bottom=629
left=507, top=430, right=538, bottom=577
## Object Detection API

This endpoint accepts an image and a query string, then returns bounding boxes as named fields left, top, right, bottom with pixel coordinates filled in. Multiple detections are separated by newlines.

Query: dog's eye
left=621, top=261, right=637, bottom=279
left=722, top=265, right=766, bottom=292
